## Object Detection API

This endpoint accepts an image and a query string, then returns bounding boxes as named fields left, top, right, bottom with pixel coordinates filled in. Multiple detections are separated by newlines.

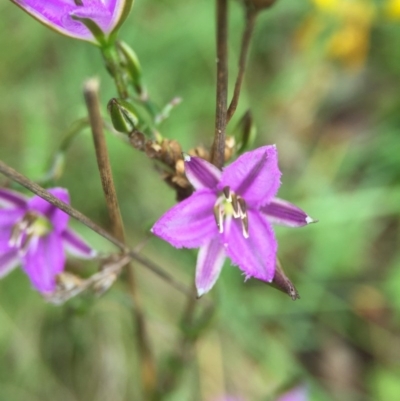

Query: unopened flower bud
left=235, top=110, right=256, bottom=154
left=108, top=98, right=139, bottom=133
left=270, top=259, right=299, bottom=300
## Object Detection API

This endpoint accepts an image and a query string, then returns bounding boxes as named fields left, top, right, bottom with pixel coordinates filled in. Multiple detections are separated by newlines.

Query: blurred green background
left=1, top=0, right=400, bottom=400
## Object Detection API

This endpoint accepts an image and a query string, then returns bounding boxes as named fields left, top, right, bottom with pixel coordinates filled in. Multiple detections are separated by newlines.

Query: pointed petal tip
left=306, top=216, right=318, bottom=224
left=262, top=198, right=316, bottom=228
left=88, top=249, right=98, bottom=258
left=183, top=153, right=191, bottom=162
left=62, top=229, right=97, bottom=259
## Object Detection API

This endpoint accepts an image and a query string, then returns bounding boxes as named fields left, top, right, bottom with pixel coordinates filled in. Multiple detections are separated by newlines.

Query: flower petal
left=0, top=209, right=25, bottom=234
left=12, top=0, right=97, bottom=41
left=0, top=250, right=19, bottom=278
left=219, top=145, right=281, bottom=208
left=28, top=188, right=70, bottom=233
left=12, top=0, right=133, bottom=43
left=195, top=237, right=226, bottom=297
left=261, top=198, right=316, bottom=227
left=108, top=0, right=134, bottom=34
left=152, top=189, right=218, bottom=248
left=22, top=232, right=66, bottom=293
left=0, top=209, right=26, bottom=253
left=184, top=155, right=221, bottom=190
left=0, top=188, right=27, bottom=209
left=62, top=228, right=97, bottom=258
left=224, top=210, right=277, bottom=282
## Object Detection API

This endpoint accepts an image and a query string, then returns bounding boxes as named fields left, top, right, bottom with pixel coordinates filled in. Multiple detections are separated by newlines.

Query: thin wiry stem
left=0, top=159, right=193, bottom=297
left=83, top=79, right=157, bottom=397
left=38, top=117, right=90, bottom=184
left=101, top=44, right=129, bottom=99
left=226, top=8, right=258, bottom=123
left=157, top=1, right=228, bottom=395
left=210, top=0, right=229, bottom=169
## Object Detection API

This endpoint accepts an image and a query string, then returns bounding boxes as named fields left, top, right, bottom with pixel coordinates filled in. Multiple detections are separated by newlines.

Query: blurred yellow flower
left=297, top=0, right=376, bottom=70
left=311, top=0, right=338, bottom=12
left=386, top=0, right=400, bottom=19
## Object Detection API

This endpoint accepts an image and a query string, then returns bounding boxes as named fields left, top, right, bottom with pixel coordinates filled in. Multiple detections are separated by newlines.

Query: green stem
left=39, top=117, right=89, bottom=184
left=101, top=43, right=129, bottom=99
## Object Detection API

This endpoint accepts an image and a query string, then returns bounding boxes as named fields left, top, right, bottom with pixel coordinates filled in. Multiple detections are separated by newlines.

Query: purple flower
left=11, top=0, right=133, bottom=44
left=214, top=385, right=307, bottom=401
left=152, top=146, right=315, bottom=297
left=214, top=386, right=308, bottom=401
left=0, top=187, right=96, bottom=293
left=276, top=386, right=308, bottom=401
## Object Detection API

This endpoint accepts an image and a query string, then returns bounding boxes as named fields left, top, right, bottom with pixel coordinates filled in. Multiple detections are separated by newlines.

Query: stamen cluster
left=214, top=186, right=249, bottom=238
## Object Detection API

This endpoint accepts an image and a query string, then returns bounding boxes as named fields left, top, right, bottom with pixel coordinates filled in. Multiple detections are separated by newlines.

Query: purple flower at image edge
left=214, top=385, right=307, bottom=401
left=152, top=145, right=316, bottom=296
left=276, top=386, right=308, bottom=401
left=0, top=187, right=96, bottom=293
left=215, top=385, right=307, bottom=401
left=11, top=0, right=133, bottom=43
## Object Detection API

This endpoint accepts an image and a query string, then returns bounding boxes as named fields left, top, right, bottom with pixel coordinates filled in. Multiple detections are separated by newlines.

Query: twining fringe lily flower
left=0, top=187, right=96, bottom=293
left=11, top=0, right=133, bottom=44
left=152, top=145, right=315, bottom=297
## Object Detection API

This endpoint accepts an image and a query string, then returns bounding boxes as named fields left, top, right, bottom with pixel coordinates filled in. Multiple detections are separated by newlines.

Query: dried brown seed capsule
left=129, top=130, right=146, bottom=150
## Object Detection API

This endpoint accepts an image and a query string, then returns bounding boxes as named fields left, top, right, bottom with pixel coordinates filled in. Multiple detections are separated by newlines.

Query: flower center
left=9, top=212, right=52, bottom=251
left=213, top=186, right=249, bottom=239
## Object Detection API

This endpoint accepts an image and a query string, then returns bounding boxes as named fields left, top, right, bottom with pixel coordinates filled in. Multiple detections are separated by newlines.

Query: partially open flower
left=11, top=0, right=134, bottom=44
left=0, top=187, right=96, bottom=293
left=152, top=146, right=316, bottom=297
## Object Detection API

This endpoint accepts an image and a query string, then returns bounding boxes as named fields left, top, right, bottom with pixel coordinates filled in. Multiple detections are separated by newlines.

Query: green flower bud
left=107, top=98, right=139, bottom=133
left=234, top=110, right=257, bottom=154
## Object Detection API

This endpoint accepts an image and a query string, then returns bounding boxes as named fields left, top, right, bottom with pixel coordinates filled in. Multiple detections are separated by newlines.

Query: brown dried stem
left=226, top=8, right=258, bottom=123
left=83, top=78, right=157, bottom=396
left=210, top=0, right=229, bottom=169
